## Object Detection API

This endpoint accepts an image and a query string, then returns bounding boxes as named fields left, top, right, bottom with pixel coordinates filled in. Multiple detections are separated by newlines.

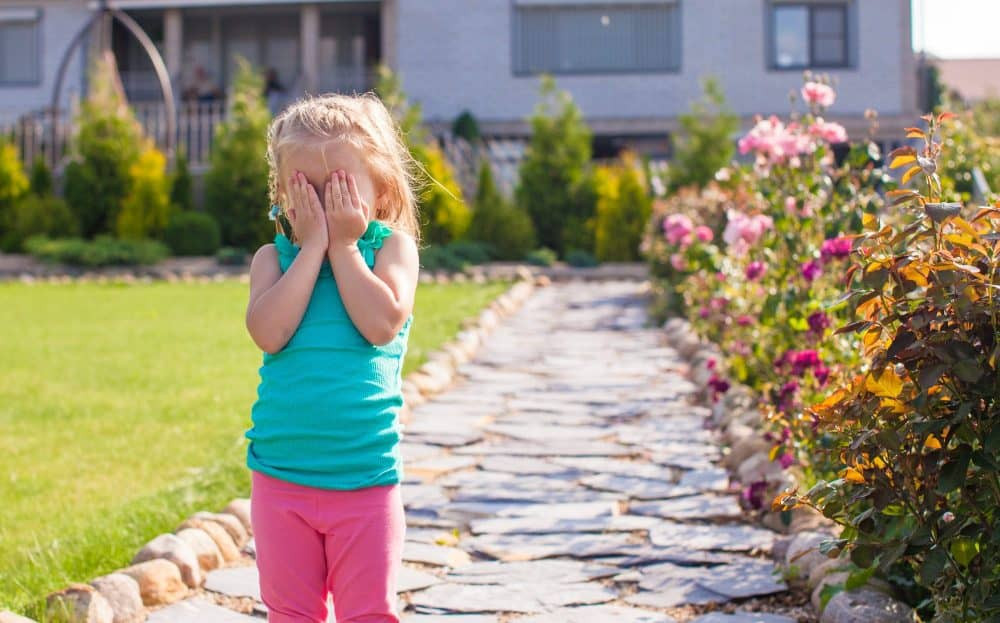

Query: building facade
left=0, top=0, right=918, bottom=156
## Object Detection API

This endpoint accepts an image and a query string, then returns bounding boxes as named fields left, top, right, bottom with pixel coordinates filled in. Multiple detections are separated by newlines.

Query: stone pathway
left=155, top=281, right=805, bottom=622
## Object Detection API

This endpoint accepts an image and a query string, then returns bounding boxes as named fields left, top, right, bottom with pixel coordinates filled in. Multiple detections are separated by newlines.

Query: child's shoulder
left=249, top=243, right=280, bottom=277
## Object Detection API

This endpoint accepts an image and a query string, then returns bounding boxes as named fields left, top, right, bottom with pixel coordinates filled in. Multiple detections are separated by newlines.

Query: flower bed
left=646, top=77, right=1000, bottom=621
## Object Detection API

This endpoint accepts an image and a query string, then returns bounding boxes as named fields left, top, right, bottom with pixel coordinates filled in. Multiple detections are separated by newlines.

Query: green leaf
left=819, top=538, right=848, bottom=557
left=936, top=444, right=972, bottom=493
left=972, top=449, right=1000, bottom=471
left=851, top=543, right=877, bottom=568
left=846, top=566, right=876, bottom=590
left=950, top=537, right=979, bottom=567
left=920, top=546, right=949, bottom=585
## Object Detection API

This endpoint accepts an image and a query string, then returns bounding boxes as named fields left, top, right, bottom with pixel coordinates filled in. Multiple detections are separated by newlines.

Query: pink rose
left=664, top=214, right=695, bottom=247
left=745, top=261, right=767, bottom=281
left=801, top=260, right=822, bottom=282
left=670, top=253, right=687, bottom=271
left=801, top=81, right=836, bottom=108
left=809, top=118, right=848, bottom=144
left=695, top=225, right=714, bottom=242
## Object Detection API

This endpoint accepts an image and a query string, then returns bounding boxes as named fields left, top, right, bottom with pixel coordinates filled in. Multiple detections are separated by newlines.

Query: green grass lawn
left=0, top=278, right=508, bottom=615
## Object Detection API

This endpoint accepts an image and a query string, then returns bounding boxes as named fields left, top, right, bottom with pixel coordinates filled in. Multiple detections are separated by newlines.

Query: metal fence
left=1, top=100, right=227, bottom=171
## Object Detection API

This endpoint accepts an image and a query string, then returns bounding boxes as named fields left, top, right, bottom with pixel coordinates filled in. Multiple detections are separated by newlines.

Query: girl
left=244, top=93, right=420, bottom=623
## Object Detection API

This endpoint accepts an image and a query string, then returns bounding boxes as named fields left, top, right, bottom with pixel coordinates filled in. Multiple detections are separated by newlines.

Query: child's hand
left=324, top=170, right=370, bottom=250
left=286, top=172, right=328, bottom=253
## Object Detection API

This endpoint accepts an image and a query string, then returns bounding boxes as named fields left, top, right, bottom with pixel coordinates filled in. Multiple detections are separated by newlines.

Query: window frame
left=0, top=8, right=42, bottom=87
left=510, top=1, right=682, bottom=77
left=768, top=1, right=850, bottom=71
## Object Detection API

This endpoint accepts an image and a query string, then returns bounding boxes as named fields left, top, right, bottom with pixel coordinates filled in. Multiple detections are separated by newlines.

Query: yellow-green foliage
left=0, top=141, right=28, bottom=206
left=117, top=146, right=171, bottom=240
left=413, top=141, right=469, bottom=245
left=594, top=156, right=652, bottom=261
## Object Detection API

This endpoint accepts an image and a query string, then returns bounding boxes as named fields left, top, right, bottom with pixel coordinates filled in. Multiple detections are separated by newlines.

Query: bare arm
left=245, top=243, right=326, bottom=354
left=245, top=171, right=330, bottom=354
left=325, top=170, right=419, bottom=346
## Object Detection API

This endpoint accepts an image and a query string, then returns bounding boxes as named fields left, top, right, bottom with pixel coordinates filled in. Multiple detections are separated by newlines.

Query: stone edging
left=0, top=275, right=544, bottom=623
left=660, top=316, right=917, bottom=623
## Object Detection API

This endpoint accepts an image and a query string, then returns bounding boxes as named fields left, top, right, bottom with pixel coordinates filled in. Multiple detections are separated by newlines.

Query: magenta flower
left=723, top=210, right=774, bottom=257
left=779, top=452, right=796, bottom=469
left=695, top=225, right=714, bottom=242
left=820, top=236, right=853, bottom=262
left=664, top=214, right=695, bottom=247
left=708, top=374, right=731, bottom=403
left=807, top=311, right=831, bottom=334
left=791, top=350, right=821, bottom=376
left=742, top=480, right=768, bottom=510
left=699, top=307, right=710, bottom=319
left=801, top=82, right=836, bottom=108
left=814, top=364, right=831, bottom=386
left=745, top=261, right=767, bottom=281
left=801, top=260, right=822, bottom=282
left=736, top=314, right=754, bottom=327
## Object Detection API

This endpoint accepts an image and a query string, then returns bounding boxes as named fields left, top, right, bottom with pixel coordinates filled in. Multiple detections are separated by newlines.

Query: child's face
left=279, top=140, right=378, bottom=215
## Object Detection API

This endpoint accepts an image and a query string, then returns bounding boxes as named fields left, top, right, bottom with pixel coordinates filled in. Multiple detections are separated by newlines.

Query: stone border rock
left=0, top=275, right=544, bottom=623
left=660, top=316, right=917, bottom=623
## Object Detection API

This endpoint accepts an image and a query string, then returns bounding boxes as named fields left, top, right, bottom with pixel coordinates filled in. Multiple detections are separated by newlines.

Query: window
left=771, top=2, right=849, bottom=69
left=0, top=9, right=40, bottom=85
left=513, top=3, right=680, bottom=75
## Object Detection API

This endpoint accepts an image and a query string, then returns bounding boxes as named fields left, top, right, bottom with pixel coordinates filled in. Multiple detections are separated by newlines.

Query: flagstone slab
left=581, top=474, right=698, bottom=500
left=453, top=440, right=633, bottom=458
left=478, top=455, right=578, bottom=476
left=517, top=605, right=676, bottom=622
left=696, top=559, right=786, bottom=599
left=445, top=560, right=618, bottom=585
left=485, top=423, right=611, bottom=441
left=465, top=532, right=637, bottom=561
left=403, top=615, right=498, bottom=623
left=625, top=585, right=727, bottom=609
left=408, top=582, right=616, bottom=614
left=469, top=514, right=659, bottom=535
left=451, top=487, right=619, bottom=505
left=403, top=542, right=472, bottom=567
left=407, top=456, right=479, bottom=481
left=146, top=598, right=260, bottom=623
left=678, top=468, right=731, bottom=492
left=629, top=495, right=743, bottom=521
left=398, top=566, right=444, bottom=593
left=688, top=613, right=797, bottom=623
left=649, top=521, right=777, bottom=552
left=403, top=485, right=452, bottom=511
left=204, top=566, right=260, bottom=600
left=602, top=544, right=740, bottom=567
left=550, top=457, right=671, bottom=480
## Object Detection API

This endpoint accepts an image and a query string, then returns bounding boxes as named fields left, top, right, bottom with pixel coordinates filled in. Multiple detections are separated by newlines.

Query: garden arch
left=48, top=0, right=176, bottom=168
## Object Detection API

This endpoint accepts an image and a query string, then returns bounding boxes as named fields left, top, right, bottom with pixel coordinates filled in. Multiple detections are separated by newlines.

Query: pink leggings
left=250, top=470, right=405, bottom=623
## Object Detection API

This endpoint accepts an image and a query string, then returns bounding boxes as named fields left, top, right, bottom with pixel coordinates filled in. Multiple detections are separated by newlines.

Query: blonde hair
left=266, top=92, right=419, bottom=241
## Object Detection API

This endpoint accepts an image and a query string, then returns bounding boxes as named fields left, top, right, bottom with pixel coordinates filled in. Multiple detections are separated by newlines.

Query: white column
left=164, top=9, right=183, bottom=87
left=300, top=3, right=320, bottom=94
left=380, top=0, right=398, bottom=71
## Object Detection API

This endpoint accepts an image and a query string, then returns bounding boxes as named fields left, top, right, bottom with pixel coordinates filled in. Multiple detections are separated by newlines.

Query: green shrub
left=524, top=247, right=557, bottom=267
left=116, top=146, right=172, bottom=240
left=0, top=140, right=29, bottom=240
left=205, top=58, right=272, bottom=249
left=467, top=161, right=536, bottom=260
left=778, top=116, right=1000, bottom=621
left=516, top=76, right=595, bottom=256
left=215, top=246, right=248, bottom=266
left=28, top=156, right=52, bottom=196
left=376, top=66, right=469, bottom=246
left=565, top=249, right=598, bottom=267
left=170, top=149, right=194, bottom=212
left=419, top=245, right=466, bottom=272
left=1, top=195, right=79, bottom=252
left=163, top=211, right=221, bottom=256
left=452, top=110, right=481, bottom=144
left=668, top=77, right=739, bottom=192
left=62, top=55, right=144, bottom=237
left=445, top=240, right=492, bottom=265
left=25, top=235, right=168, bottom=266
left=594, top=156, right=652, bottom=262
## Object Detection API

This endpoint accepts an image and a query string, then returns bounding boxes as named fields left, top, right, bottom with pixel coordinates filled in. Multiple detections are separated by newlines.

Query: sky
left=912, top=0, right=1000, bottom=59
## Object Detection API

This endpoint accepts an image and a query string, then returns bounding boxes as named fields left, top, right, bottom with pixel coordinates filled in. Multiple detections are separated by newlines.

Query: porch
left=110, top=1, right=384, bottom=106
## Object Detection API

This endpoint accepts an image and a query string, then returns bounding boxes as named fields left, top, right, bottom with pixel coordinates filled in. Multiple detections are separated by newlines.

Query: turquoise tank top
left=245, top=221, right=411, bottom=490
